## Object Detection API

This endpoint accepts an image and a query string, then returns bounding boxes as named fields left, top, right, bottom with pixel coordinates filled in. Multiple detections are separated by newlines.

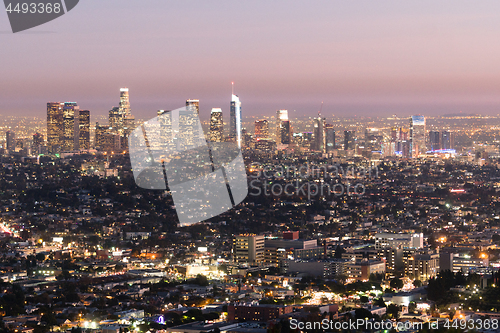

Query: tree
left=390, top=278, right=403, bottom=289
left=386, top=304, right=400, bottom=319
left=413, top=279, right=422, bottom=288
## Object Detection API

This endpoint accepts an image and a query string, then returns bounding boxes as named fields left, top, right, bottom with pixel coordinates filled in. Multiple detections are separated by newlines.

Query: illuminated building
left=276, top=110, right=291, bottom=145
left=32, top=133, right=44, bottom=153
left=325, top=124, right=335, bottom=153
left=234, top=234, right=265, bottom=265
left=109, top=88, right=135, bottom=136
left=441, top=131, right=454, bottom=150
left=62, top=102, right=78, bottom=151
left=254, top=119, right=269, bottom=140
left=313, top=116, right=325, bottom=152
left=186, top=99, right=200, bottom=114
left=229, top=91, right=242, bottom=148
left=410, top=115, right=426, bottom=157
left=78, top=110, right=90, bottom=150
left=47, top=102, right=64, bottom=153
left=5, top=130, right=15, bottom=152
left=429, top=131, right=440, bottom=151
left=95, top=122, right=120, bottom=152
left=344, top=130, right=355, bottom=151
left=209, top=108, right=223, bottom=142
left=406, top=252, right=439, bottom=282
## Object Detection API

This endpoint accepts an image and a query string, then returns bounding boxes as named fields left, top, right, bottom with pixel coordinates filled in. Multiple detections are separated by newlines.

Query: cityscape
left=0, top=86, right=499, bottom=333
left=3, top=1, right=500, bottom=333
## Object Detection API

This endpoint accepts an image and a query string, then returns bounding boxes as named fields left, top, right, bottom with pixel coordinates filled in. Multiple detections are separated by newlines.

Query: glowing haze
left=1, top=0, right=500, bottom=119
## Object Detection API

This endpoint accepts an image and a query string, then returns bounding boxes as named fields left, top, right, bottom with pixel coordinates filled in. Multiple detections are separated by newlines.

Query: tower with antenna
left=229, top=82, right=242, bottom=148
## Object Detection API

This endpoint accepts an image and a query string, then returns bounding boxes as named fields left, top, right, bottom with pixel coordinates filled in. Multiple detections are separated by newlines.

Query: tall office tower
left=95, top=122, right=120, bottom=152
left=62, top=102, right=78, bottom=151
left=109, top=107, right=121, bottom=132
left=441, top=131, right=454, bottom=150
left=344, top=130, right=355, bottom=150
left=254, top=120, right=269, bottom=140
left=209, top=108, right=224, bottom=142
left=32, top=133, right=43, bottom=153
left=325, top=124, right=335, bottom=153
left=229, top=91, right=242, bottom=148
left=410, top=115, right=426, bottom=158
left=233, top=234, right=265, bottom=265
left=110, top=88, right=134, bottom=136
left=47, top=102, right=64, bottom=153
left=313, top=116, right=326, bottom=152
left=6, top=131, right=16, bottom=151
left=78, top=110, right=91, bottom=150
left=186, top=99, right=200, bottom=114
left=429, top=131, right=440, bottom=151
left=276, top=110, right=291, bottom=145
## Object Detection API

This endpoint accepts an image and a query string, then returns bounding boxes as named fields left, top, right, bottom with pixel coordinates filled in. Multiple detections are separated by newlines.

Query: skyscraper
left=62, top=102, right=78, bottom=151
left=78, top=110, right=91, bottom=150
left=441, top=131, right=454, bottom=150
left=6, top=131, right=15, bottom=151
left=209, top=108, right=223, bottom=142
left=276, top=110, right=291, bottom=145
left=410, top=115, right=426, bottom=158
left=254, top=119, right=269, bottom=140
left=429, top=131, right=440, bottom=151
left=109, top=88, right=134, bottom=136
left=313, top=116, right=326, bottom=152
left=344, top=130, right=355, bottom=150
left=186, top=99, right=200, bottom=114
left=47, top=102, right=64, bottom=153
left=229, top=89, right=242, bottom=148
left=32, top=133, right=43, bottom=154
left=325, top=124, right=335, bottom=153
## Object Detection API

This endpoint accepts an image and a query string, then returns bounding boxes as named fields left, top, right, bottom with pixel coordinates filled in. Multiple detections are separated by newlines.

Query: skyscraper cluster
left=47, top=102, right=90, bottom=153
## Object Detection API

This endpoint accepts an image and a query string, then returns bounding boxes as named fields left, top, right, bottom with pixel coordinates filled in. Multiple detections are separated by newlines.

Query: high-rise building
left=6, top=131, right=16, bottom=151
left=47, top=102, right=64, bottom=153
left=276, top=110, right=291, bottom=145
left=410, top=115, right=426, bottom=158
left=344, top=130, right=355, bottom=150
left=441, top=131, right=454, bottom=150
left=229, top=92, right=242, bottom=148
left=186, top=99, right=200, bottom=114
left=32, top=133, right=44, bottom=153
left=78, top=110, right=91, bottom=150
left=254, top=119, right=269, bottom=140
left=62, top=102, right=78, bottom=151
left=234, top=234, right=265, bottom=265
left=95, top=122, right=120, bottom=152
left=325, top=124, right=335, bottom=153
left=209, top=108, right=223, bottom=142
left=429, top=131, right=440, bottom=151
left=313, top=116, right=325, bottom=152
left=109, top=88, right=134, bottom=136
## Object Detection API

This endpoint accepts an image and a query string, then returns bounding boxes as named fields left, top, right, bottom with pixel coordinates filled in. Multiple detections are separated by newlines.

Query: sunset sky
left=1, top=0, right=500, bottom=120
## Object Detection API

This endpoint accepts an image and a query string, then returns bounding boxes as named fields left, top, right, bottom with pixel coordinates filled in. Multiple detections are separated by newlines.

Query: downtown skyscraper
left=313, top=115, right=326, bottom=152
left=47, top=102, right=64, bottom=153
left=229, top=86, right=242, bottom=148
left=109, top=88, right=135, bottom=136
left=410, top=115, right=426, bottom=157
left=254, top=120, right=269, bottom=140
left=325, top=124, right=335, bottom=153
left=276, top=110, right=291, bottom=145
left=78, top=110, right=91, bottom=149
left=62, top=102, right=78, bottom=152
left=209, top=108, right=223, bottom=142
